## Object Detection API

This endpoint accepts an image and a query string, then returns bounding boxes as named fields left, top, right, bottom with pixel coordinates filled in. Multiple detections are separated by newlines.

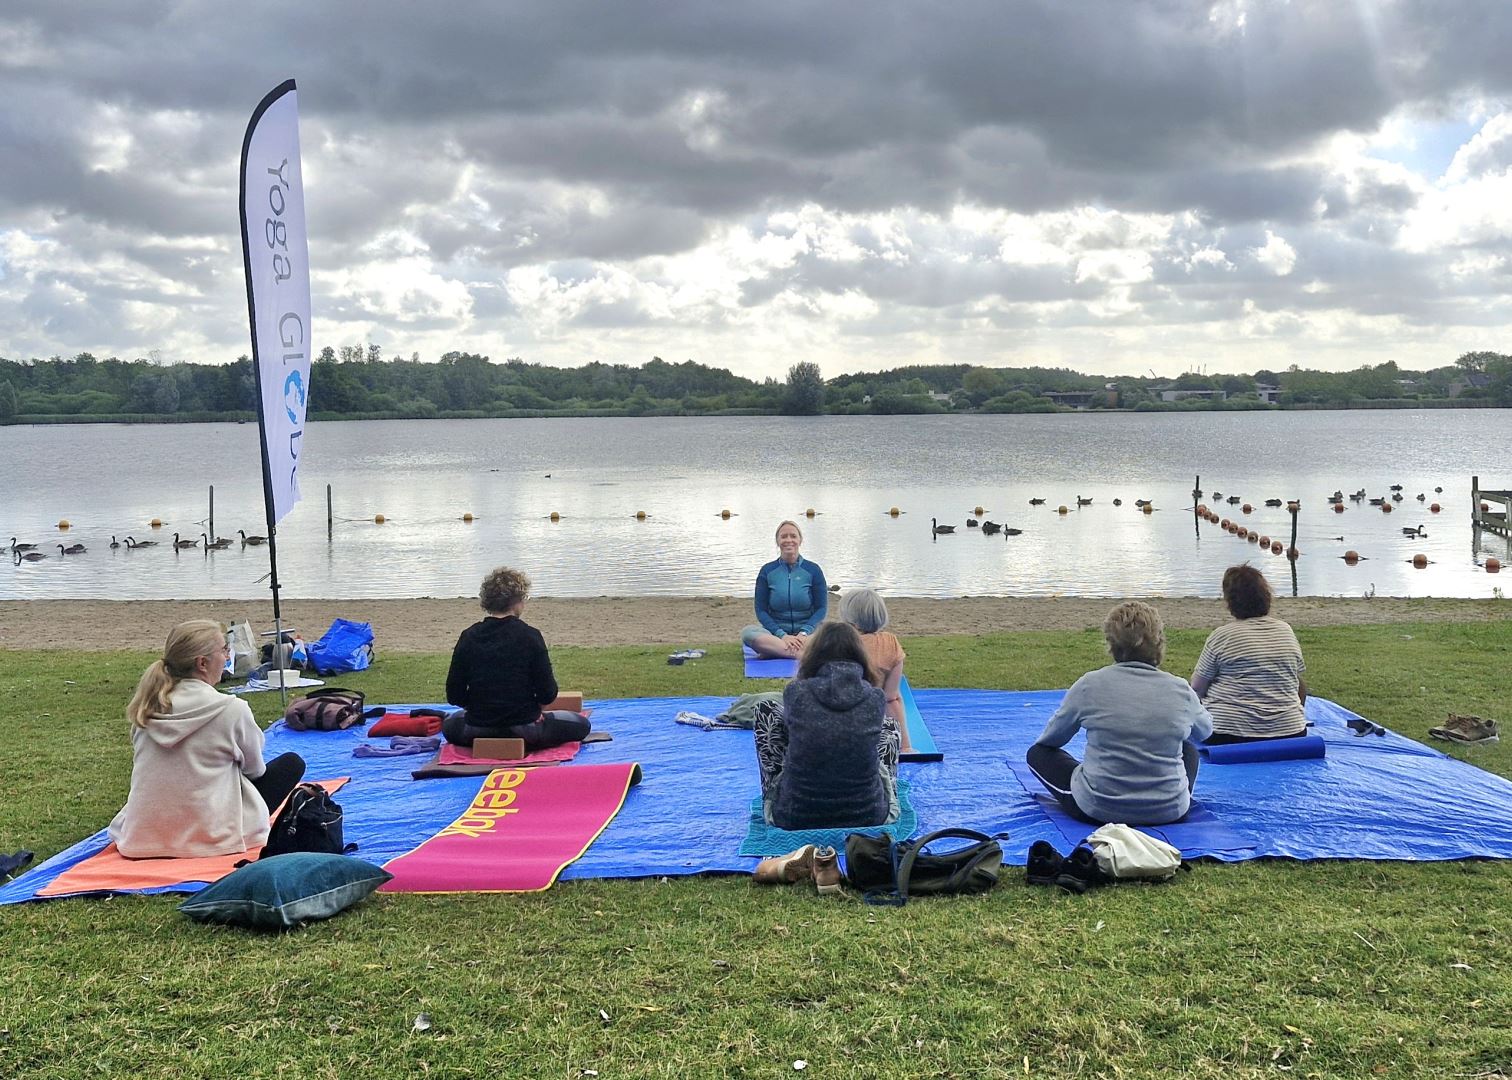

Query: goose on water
left=1003, top=527, right=1024, bottom=536
left=239, top=530, right=268, bottom=545
left=9, top=537, right=38, bottom=553
left=1264, top=499, right=1283, bottom=507
left=1401, top=525, right=1427, bottom=538
left=980, top=520, right=1003, bottom=536
left=172, top=532, right=200, bottom=549
left=203, top=533, right=233, bottom=550
left=125, top=535, right=158, bottom=548
left=109, top=536, right=122, bottom=548
left=1028, top=498, right=1046, bottom=505
left=1076, top=496, right=1093, bottom=506
left=15, top=550, right=47, bottom=562
left=57, top=543, right=87, bottom=555
left=966, top=518, right=979, bottom=528
left=931, top=518, right=956, bottom=535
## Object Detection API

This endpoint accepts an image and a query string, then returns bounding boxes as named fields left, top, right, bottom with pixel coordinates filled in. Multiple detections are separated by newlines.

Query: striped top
left=1193, top=616, right=1307, bottom=737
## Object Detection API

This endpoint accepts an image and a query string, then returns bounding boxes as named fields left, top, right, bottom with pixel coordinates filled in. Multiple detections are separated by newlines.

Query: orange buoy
left=635, top=511, right=647, bottom=520
left=974, top=506, right=985, bottom=516
left=1247, top=532, right=1259, bottom=543
left=57, top=519, right=71, bottom=530
left=719, top=509, right=731, bottom=519
left=805, top=508, right=816, bottom=518
left=549, top=512, right=560, bottom=522
left=888, top=507, right=901, bottom=517
left=374, top=514, right=385, bottom=524
left=1287, top=546, right=1300, bottom=560
left=1142, top=504, right=1153, bottom=515
left=1482, top=502, right=1491, bottom=512
left=1333, top=503, right=1345, bottom=514
left=1487, top=557, right=1502, bottom=573
left=1344, top=550, right=1359, bottom=564
left=1220, top=518, right=1231, bottom=529
left=1258, top=536, right=1270, bottom=547
left=1237, top=527, right=1249, bottom=539
left=1412, top=554, right=1428, bottom=568
left=1430, top=503, right=1441, bottom=513
left=1381, top=503, right=1393, bottom=513
left=1058, top=505, right=1069, bottom=515
left=150, top=518, right=163, bottom=528
left=462, top=512, right=474, bottom=522
left=1242, top=504, right=1253, bottom=514
left=1271, top=541, right=1283, bottom=554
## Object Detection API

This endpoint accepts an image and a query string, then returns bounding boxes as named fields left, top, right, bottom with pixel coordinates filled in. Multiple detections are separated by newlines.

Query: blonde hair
left=1103, top=601, right=1165, bottom=666
left=127, top=619, right=226, bottom=728
left=774, top=520, right=803, bottom=544
left=840, top=588, right=889, bottom=634
left=479, top=566, right=531, bottom=614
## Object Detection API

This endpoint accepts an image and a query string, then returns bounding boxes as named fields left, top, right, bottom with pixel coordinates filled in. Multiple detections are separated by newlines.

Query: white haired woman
left=840, top=587, right=912, bottom=754
left=109, top=620, right=306, bottom=858
left=1026, top=601, right=1213, bottom=825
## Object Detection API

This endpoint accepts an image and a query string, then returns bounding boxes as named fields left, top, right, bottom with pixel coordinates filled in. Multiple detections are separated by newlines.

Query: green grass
left=2, top=623, right=1510, bottom=1078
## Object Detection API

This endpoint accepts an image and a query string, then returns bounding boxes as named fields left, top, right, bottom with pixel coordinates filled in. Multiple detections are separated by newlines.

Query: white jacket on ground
left=108, top=679, right=270, bottom=858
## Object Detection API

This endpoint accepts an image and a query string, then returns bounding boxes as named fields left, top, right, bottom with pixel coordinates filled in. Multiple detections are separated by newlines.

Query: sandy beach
left=1, top=595, right=1504, bottom=651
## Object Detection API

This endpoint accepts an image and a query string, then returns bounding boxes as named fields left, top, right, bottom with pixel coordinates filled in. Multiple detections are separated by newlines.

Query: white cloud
left=1254, top=230, right=1297, bottom=275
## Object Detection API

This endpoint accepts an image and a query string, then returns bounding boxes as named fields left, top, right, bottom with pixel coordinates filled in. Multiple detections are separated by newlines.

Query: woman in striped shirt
left=1191, top=564, right=1308, bottom=743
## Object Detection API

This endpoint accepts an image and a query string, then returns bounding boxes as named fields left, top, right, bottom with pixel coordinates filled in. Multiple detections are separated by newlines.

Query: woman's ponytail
left=126, top=660, right=176, bottom=728
left=126, top=619, right=227, bottom=727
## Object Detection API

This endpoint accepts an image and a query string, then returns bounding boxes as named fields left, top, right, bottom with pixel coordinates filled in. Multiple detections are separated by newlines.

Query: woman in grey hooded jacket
left=753, top=621, right=899, bottom=830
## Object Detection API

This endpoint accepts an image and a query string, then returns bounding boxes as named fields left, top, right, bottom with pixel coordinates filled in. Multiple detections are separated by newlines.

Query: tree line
left=0, top=348, right=1508, bottom=424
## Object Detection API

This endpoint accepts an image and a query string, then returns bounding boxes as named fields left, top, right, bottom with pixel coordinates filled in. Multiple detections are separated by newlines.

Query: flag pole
left=238, top=79, right=305, bottom=709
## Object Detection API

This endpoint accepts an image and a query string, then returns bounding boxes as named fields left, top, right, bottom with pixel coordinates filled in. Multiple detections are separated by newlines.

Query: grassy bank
left=1, top=623, right=1509, bottom=1078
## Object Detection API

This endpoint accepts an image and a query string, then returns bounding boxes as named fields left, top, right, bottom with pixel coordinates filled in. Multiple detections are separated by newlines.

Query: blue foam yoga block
left=1200, top=734, right=1326, bottom=764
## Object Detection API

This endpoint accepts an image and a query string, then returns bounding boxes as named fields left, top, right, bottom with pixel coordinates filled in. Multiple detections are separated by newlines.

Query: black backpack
left=844, top=828, right=1006, bottom=905
left=259, top=783, right=354, bottom=858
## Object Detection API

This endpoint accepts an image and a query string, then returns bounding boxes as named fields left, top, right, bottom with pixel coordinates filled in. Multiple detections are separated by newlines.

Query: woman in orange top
left=840, top=588, right=912, bottom=753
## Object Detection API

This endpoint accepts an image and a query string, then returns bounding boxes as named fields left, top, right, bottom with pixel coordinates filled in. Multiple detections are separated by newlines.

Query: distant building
left=1158, top=388, right=1228, bottom=402
left=1042, top=387, right=1118, bottom=409
left=927, top=391, right=953, bottom=404
left=1448, top=372, right=1491, bottom=398
left=1254, top=383, right=1281, bottom=404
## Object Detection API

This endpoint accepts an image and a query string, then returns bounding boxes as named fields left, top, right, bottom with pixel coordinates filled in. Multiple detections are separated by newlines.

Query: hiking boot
left=1053, top=846, right=1106, bottom=895
left=812, top=846, right=843, bottom=895
left=754, top=844, right=816, bottom=885
left=1025, top=840, right=1064, bottom=886
left=1429, top=714, right=1500, bottom=745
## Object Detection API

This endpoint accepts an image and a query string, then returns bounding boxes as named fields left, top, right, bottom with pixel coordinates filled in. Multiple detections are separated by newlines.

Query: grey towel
left=353, top=736, right=442, bottom=758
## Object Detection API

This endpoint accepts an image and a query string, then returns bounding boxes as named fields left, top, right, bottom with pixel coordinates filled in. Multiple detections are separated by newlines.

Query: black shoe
left=1025, top=840, right=1064, bottom=886
left=1053, top=846, right=1105, bottom=894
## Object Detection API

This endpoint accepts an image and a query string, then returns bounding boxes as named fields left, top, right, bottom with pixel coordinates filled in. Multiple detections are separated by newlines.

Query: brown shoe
left=812, top=845, right=843, bottom=895
left=1430, top=713, right=1500, bottom=745
left=754, top=845, right=816, bottom=885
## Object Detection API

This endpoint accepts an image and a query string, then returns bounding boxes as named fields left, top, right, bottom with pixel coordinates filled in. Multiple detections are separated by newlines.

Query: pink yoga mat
left=436, top=741, right=581, bottom=767
left=380, top=763, right=642, bottom=893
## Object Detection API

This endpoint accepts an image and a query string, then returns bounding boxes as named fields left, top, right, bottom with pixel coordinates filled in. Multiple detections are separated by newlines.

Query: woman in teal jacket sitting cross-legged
left=741, top=520, right=829, bottom=659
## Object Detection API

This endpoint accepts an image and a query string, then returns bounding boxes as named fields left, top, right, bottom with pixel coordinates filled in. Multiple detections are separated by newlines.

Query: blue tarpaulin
left=5, top=690, right=1512, bottom=903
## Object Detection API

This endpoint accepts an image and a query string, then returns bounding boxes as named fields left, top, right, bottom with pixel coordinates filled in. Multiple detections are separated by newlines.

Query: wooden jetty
left=1472, top=475, right=1511, bottom=538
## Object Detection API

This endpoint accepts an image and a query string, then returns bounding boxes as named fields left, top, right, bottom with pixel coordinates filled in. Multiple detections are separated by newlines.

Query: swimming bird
left=14, top=550, right=46, bottom=562
left=1416, top=493, right=1426, bottom=502
left=57, top=543, right=87, bottom=555
left=1112, top=498, right=1123, bottom=506
left=1076, top=496, right=1093, bottom=506
left=1134, top=499, right=1150, bottom=508
left=1391, top=492, right=1403, bottom=502
left=239, top=530, right=268, bottom=545
left=1028, top=498, right=1046, bottom=505
left=966, top=518, right=979, bottom=528
left=1264, top=499, right=1283, bottom=507
left=172, top=532, right=200, bottom=549
left=1003, top=527, right=1024, bottom=536
left=1226, top=495, right=1241, bottom=505
left=1368, top=497, right=1386, bottom=506
left=203, top=533, right=233, bottom=550
left=125, top=535, right=158, bottom=548
left=931, top=518, right=956, bottom=535
left=9, top=537, right=38, bottom=553
left=980, top=520, right=1003, bottom=536
left=1389, top=484, right=1403, bottom=491
left=109, top=535, right=121, bottom=548
left=1401, top=525, right=1427, bottom=538
left=1434, top=486, right=1443, bottom=493
left=1349, top=489, right=1366, bottom=502
left=1211, top=491, right=1223, bottom=499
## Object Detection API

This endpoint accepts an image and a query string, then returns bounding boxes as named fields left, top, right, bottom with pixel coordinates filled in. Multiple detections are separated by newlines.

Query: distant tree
left=153, top=375, right=180, bottom=414
left=783, top=362, right=826, bottom=415
left=338, top=345, right=364, bottom=364
left=0, top=380, right=17, bottom=419
left=317, top=346, right=337, bottom=364
left=367, top=343, right=382, bottom=364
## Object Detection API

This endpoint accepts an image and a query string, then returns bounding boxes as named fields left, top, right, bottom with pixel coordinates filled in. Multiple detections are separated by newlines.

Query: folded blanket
left=370, top=711, right=445, bottom=737
left=353, top=736, right=443, bottom=758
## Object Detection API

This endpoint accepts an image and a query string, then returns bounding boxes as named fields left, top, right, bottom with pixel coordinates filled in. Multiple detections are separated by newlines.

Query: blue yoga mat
left=742, top=646, right=797, bottom=679
left=1008, top=761, right=1256, bottom=858
left=739, top=780, right=917, bottom=856
left=897, top=678, right=942, bottom=763
left=8, top=690, right=1512, bottom=903
left=1200, top=734, right=1326, bottom=764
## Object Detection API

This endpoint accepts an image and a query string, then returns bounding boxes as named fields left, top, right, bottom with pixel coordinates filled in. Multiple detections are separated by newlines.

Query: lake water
left=3, top=412, right=1509, bottom=601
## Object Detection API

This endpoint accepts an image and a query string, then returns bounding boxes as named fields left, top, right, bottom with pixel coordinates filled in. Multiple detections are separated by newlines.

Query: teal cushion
left=178, top=853, right=391, bottom=930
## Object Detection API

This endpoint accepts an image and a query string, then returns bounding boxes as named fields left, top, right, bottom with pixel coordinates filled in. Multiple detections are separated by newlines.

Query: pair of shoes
left=1025, top=840, right=1063, bottom=886
left=667, top=649, right=707, bottom=665
left=752, top=844, right=844, bottom=894
left=1429, top=713, right=1501, bottom=745
left=754, top=844, right=815, bottom=885
left=1054, top=846, right=1107, bottom=894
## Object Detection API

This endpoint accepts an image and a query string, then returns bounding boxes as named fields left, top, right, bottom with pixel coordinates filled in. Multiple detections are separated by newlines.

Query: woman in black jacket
left=753, top=621, right=898, bottom=830
left=442, top=566, right=590, bottom=750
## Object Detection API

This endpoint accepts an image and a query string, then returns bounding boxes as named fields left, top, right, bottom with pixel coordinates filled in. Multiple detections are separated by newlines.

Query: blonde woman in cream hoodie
left=109, top=620, right=305, bottom=858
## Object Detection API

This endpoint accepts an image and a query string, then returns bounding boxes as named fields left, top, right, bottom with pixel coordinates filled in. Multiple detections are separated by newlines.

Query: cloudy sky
left=3, top=0, right=1511, bottom=380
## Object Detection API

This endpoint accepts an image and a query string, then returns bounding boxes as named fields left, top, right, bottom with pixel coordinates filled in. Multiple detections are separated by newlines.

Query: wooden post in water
left=208, top=485, right=214, bottom=540
left=327, top=484, right=333, bottom=542
left=1194, top=475, right=1201, bottom=536
left=1290, top=501, right=1299, bottom=553
left=1472, top=474, right=1480, bottom=530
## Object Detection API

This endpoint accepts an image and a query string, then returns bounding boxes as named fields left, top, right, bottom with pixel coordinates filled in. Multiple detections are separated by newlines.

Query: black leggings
left=249, top=752, right=306, bottom=811
left=1026, top=742, right=1199, bottom=825
left=442, top=710, right=592, bottom=751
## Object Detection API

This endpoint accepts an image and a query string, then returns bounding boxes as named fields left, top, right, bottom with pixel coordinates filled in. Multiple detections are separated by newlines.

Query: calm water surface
left=3, top=412, right=1509, bottom=601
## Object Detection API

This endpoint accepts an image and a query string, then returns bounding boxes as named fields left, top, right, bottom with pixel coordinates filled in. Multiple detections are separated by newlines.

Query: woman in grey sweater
left=753, top=622, right=899, bottom=830
left=1027, top=601, right=1213, bottom=825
